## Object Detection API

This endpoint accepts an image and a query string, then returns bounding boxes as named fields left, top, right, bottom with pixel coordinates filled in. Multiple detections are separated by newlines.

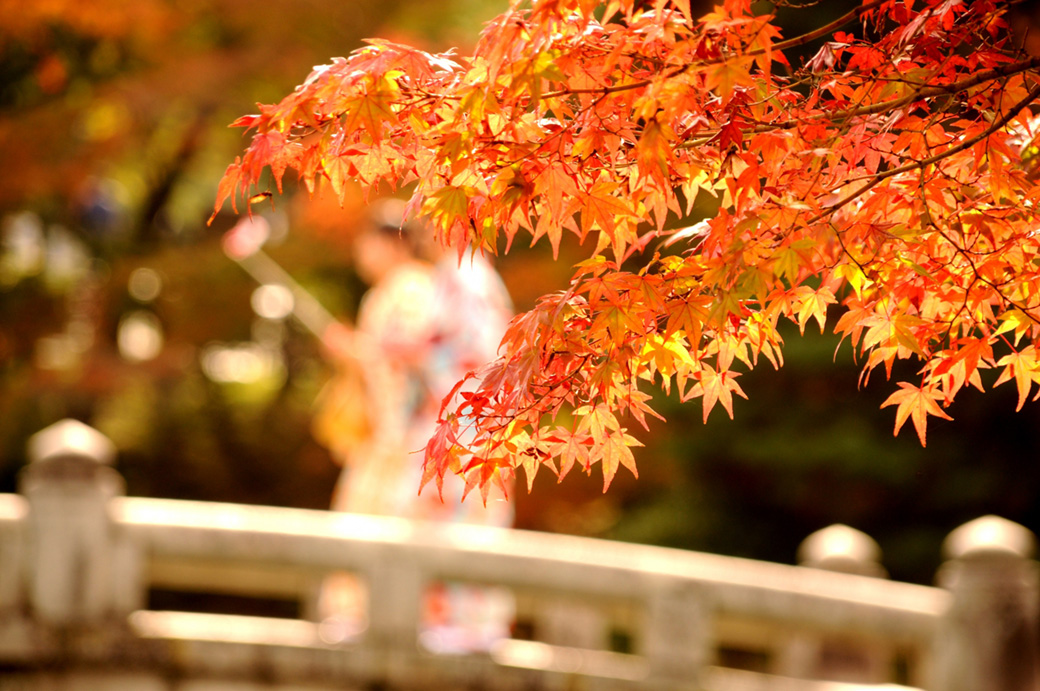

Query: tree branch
left=811, top=77, right=1040, bottom=224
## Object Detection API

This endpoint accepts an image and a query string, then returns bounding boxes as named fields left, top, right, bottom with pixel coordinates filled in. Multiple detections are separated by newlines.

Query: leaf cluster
left=214, top=0, right=1040, bottom=498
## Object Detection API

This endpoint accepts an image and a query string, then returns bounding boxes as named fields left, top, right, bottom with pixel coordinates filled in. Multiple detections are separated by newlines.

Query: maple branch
left=811, top=77, right=1040, bottom=224
left=765, top=0, right=885, bottom=57
left=681, top=57, right=1040, bottom=157
left=800, top=55, right=1040, bottom=125
left=540, top=65, right=687, bottom=100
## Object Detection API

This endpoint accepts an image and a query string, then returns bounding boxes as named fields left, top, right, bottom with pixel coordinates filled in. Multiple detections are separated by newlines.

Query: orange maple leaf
left=994, top=346, right=1040, bottom=412
left=593, top=429, right=642, bottom=491
left=579, top=175, right=634, bottom=251
left=686, top=365, right=748, bottom=423
left=880, top=382, right=953, bottom=447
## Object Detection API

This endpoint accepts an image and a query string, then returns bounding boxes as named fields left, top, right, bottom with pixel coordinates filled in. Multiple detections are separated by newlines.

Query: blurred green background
left=2, top=0, right=1039, bottom=591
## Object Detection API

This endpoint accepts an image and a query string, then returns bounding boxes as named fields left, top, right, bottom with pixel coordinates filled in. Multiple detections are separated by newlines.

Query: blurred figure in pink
left=313, top=199, right=514, bottom=651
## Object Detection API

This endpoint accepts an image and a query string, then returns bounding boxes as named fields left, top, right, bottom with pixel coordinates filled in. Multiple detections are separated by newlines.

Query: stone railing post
left=19, top=419, right=140, bottom=626
left=535, top=597, right=609, bottom=650
left=935, top=515, right=1040, bottom=691
left=0, top=494, right=27, bottom=615
left=363, top=558, right=424, bottom=685
left=778, top=524, right=892, bottom=683
left=644, top=583, right=710, bottom=689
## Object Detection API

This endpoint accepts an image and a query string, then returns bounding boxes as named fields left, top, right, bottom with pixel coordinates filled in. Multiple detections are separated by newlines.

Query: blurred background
left=1, top=0, right=1039, bottom=594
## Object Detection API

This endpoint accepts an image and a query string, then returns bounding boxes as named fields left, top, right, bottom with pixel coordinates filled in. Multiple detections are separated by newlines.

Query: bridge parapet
left=0, top=419, right=1037, bottom=690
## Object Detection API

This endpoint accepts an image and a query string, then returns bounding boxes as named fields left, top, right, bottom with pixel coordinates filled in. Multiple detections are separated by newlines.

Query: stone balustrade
left=0, top=419, right=1036, bottom=690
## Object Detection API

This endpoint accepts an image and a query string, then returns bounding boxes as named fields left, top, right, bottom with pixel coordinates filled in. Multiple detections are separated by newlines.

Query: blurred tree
left=0, top=0, right=504, bottom=511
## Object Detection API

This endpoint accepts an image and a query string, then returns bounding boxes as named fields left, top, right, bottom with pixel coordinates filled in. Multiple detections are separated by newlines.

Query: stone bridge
left=1, top=419, right=1037, bottom=690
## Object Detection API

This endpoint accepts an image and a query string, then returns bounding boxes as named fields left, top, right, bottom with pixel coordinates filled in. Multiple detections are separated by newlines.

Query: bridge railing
left=1, top=419, right=1038, bottom=691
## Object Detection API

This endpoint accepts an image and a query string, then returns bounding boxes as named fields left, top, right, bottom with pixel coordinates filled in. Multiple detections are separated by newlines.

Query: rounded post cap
left=798, top=524, right=885, bottom=576
left=943, top=515, right=1036, bottom=561
left=27, top=419, right=116, bottom=466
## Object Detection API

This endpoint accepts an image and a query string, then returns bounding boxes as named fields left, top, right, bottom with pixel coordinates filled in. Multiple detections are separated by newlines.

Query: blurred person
left=313, top=199, right=514, bottom=651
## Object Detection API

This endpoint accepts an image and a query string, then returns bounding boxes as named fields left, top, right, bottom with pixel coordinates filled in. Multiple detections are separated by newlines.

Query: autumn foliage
left=214, top=0, right=1040, bottom=499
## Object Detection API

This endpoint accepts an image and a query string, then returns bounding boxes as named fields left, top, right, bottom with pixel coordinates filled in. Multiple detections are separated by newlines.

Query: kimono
left=317, top=252, right=514, bottom=650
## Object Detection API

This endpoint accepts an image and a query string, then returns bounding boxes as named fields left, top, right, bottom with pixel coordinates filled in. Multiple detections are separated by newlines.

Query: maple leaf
left=704, top=60, right=755, bottom=106
left=461, top=454, right=511, bottom=506
left=792, top=286, right=837, bottom=335
left=687, top=365, right=748, bottom=423
left=423, top=185, right=471, bottom=236
left=546, top=427, right=593, bottom=480
left=422, top=417, right=460, bottom=500
left=994, top=347, right=1040, bottom=412
left=323, top=154, right=356, bottom=202
left=880, top=383, right=953, bottom=447
left=635, top=118, right=676, bottom=186
left=341, top=71, right=403, bottom=143
left=530, top=165, right=580, bottom=257
left=592, top=428, right=643, bottom=491
left=579, top=175, right=635, bottom=254
left=642, top=332, right=698, bottom=383
left=209, top=158, right=244, bottom=223
left=503, top=428, right=550, bottom=492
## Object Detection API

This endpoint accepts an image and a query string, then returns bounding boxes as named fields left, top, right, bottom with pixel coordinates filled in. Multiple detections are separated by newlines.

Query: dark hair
left=365, top=198, right=432, bottom=258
